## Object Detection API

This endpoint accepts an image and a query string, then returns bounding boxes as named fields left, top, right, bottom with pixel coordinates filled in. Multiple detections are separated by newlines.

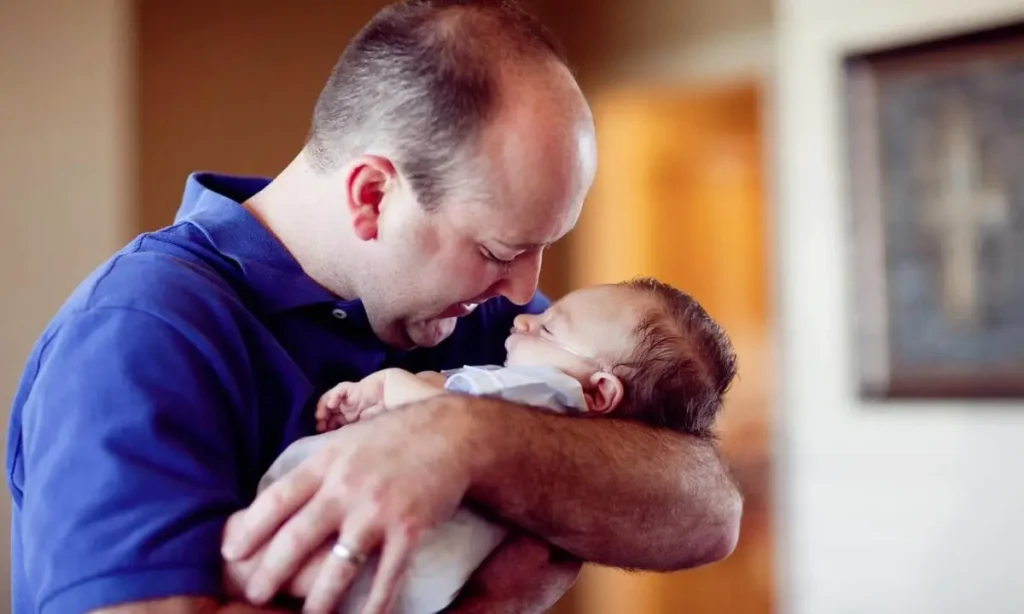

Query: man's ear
left=346, top=155, right=397, bottom=242
left=586, top=371, right=624, bottom=414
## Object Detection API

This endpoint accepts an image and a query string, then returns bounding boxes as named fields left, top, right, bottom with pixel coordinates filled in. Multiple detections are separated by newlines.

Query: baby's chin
left=503, top=350, right=535, bottom=367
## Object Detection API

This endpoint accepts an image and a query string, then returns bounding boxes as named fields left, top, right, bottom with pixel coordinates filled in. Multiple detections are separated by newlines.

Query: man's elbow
left=699, top=484, right=743, bottom=565
left=665, top=480, right=743, bottom=570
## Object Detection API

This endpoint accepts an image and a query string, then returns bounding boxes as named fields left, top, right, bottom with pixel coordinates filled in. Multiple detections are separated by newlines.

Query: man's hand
left=224, top=537, right=332, bottom=602
left=222, top=528, right=577, bottom=614
left=222, top=401, right=475, bottom=613
left=89, top=596, right=290, bottom=614
left=444, top=533, right=582, bottom=614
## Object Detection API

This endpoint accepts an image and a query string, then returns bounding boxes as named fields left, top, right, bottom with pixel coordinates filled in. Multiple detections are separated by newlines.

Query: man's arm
left=15, top=305, right=254, bottom=613
left=442, top=533, right=582, bottom=614
left=222, top=390, right=741, bottom=610
left=375, top=366, right=741, bottom=570
left=91, top=597, right=286, bottom=614
left=221, top=526, right=579, bottom=614
left=448, top=394, right=742, bottom=571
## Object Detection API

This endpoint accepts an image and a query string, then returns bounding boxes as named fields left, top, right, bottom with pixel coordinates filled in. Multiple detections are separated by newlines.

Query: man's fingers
left=284, top=540, right=332, bottom=598
left=360, top=526, right=417, bottom=614
left=301, top=544, right=369, bottom=614
left=221, top=511, right=251, bottom=562
left=244, top=491, right=339, bottom=605
left=304, top=512, right=384, bottom=614
left=222, top=463, right=321, bottom=562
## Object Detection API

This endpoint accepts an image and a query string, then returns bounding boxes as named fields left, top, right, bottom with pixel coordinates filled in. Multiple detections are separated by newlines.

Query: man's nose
left=497, top=250, right=542, bottom=306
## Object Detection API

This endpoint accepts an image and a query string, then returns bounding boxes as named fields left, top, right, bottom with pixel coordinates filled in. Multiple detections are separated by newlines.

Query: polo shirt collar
left=174, top=172, right=364, bottom=316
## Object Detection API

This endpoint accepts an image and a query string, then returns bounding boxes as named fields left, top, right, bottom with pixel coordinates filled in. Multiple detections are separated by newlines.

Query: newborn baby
left=259, top=277, right=737, bottom=613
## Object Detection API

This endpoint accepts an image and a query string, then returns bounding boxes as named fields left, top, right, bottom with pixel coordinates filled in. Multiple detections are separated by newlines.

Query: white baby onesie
left=256, top=364, right=587, bottom=614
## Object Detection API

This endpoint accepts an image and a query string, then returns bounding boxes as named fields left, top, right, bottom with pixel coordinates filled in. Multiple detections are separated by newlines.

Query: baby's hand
left=315, top=381, right=380, bottom=432
left=315, top=382, right=354, bottom=432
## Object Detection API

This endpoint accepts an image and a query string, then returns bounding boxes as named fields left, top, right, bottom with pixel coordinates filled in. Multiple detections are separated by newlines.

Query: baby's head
left=505, top=277, right=737, bottom=437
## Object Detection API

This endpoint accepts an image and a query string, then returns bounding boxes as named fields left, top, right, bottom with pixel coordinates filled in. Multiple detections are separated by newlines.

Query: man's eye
left=482, top=248, right=514, bottom=265
left=540, top=324, right=552, bottom=335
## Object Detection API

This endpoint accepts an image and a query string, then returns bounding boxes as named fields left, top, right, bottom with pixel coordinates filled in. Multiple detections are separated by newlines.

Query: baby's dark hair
left=614, top=277, right=737, bottom=439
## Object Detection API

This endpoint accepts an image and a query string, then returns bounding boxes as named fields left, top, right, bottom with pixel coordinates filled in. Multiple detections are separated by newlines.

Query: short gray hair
left=305, top=0, right=569, bottom=210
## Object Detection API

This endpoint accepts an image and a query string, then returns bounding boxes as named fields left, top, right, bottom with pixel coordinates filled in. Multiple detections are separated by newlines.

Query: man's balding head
left=305, top=0, right=572, bottom=209
left=254, top=1, right=595, bottom=350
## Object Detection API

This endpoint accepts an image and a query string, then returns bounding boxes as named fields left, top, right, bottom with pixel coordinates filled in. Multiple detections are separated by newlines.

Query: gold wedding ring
left=330, top=539, right=367, bottom=566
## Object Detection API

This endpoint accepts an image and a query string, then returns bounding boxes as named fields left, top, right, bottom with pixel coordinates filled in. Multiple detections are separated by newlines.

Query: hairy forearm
left=429, top=395, right=742, bottom=571
left=442, top=533, right=582, bottom=614
left=90, top=596, right=287, bottom=614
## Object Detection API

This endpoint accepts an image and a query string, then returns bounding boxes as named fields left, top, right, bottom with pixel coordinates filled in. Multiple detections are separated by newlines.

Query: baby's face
left=505, top=284, right=647, bottom=380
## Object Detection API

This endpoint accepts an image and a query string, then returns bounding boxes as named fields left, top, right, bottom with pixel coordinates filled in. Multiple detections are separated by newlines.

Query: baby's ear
left=587, top=372, right=624, bottom=414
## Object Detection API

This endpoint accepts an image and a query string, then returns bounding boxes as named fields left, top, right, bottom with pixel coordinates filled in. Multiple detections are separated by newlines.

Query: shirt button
left=331, top=308, right=348, bottom=320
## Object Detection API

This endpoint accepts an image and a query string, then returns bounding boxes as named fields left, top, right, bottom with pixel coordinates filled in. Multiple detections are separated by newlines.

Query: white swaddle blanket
left=257, top=364, right=587, bottom=614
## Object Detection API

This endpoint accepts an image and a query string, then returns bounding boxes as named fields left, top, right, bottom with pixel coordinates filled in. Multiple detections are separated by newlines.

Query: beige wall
left=0, top=0, right=134, bottom=604
left=135, top=0, right=385, bottom=232
left=135, top=0, right=574, bottom=298
left=775, top=1, right=1024, bottom=612
left=555, top=0, right=772, bottom=88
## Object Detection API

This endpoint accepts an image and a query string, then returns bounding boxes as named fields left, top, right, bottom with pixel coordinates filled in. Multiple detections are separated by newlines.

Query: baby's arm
left=381, top=369, right=447, bottom=408
left=316, top=368, right=447, bottom=431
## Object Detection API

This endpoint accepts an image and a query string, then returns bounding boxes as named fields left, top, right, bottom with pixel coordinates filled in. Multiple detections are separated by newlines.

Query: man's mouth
left=436, top=302, right=480, bottom=319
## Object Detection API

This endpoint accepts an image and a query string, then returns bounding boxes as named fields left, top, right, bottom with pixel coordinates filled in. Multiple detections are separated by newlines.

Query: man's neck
left=242, top=158, right=361, bottom=302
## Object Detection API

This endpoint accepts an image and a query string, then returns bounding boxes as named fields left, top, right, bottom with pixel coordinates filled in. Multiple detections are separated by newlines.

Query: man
left=7, top=1, right=742, bottom=613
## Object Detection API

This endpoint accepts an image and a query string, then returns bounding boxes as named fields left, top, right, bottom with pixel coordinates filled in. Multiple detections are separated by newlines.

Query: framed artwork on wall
left=844, top=21, right=1024, bottom=399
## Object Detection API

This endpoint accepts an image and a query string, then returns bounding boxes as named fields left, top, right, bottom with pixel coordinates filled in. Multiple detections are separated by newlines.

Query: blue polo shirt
left=6, top=172, right=549, bottom=614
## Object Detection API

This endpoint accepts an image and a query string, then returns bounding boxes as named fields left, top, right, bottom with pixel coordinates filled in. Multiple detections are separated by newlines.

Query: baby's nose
left=512, top=314, right=535, bottom=333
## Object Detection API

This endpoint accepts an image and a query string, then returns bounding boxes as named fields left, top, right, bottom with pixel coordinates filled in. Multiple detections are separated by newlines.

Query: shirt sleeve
left=17, top=306, right=249, bottom=614
left=525, top=291, right=551, bottom=313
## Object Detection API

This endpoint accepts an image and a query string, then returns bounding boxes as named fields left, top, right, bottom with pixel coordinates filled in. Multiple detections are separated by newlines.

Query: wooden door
left=563, top=79, right=774, bottom=614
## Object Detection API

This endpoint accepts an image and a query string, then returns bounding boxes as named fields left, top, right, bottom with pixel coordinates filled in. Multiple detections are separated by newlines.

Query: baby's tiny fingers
left=317, top=385, right=349, bottom=414
left=314, top=397, right=333, bottom=420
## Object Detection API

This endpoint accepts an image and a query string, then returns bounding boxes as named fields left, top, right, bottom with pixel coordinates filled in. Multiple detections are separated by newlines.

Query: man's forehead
left=442, top=174, right=581, bottom=246
left=491, top=203, right=578, bottom=247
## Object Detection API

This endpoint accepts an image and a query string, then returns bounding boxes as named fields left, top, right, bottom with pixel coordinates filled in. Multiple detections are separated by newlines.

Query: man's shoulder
left=12, top=226, right=259, bottom=412
left=16, top=226, right=260, bottom=413
left=52, top=226, right=250, bottom=336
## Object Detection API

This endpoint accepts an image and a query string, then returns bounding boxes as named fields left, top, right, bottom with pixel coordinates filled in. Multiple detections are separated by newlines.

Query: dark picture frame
left=844, top=21, right=1024, bottom=399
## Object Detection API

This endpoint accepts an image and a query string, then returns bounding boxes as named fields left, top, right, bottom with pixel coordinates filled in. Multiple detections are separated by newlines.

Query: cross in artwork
left=921, top=96, right=1009, bottom=329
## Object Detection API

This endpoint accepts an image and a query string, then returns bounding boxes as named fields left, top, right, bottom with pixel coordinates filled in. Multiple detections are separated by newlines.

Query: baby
left=259, top=277, right=737, bottom=613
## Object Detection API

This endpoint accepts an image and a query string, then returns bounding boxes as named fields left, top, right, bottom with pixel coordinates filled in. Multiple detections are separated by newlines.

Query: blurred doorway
left=565, top=79, right=773, bottom=614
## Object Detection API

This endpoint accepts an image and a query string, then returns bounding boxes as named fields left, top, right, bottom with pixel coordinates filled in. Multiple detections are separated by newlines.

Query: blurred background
left=3, top=0, right=1024, bottom=612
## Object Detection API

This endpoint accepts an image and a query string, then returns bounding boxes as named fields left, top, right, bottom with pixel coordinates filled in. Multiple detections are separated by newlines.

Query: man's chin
left=406, top=317, right=459, bottom=348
